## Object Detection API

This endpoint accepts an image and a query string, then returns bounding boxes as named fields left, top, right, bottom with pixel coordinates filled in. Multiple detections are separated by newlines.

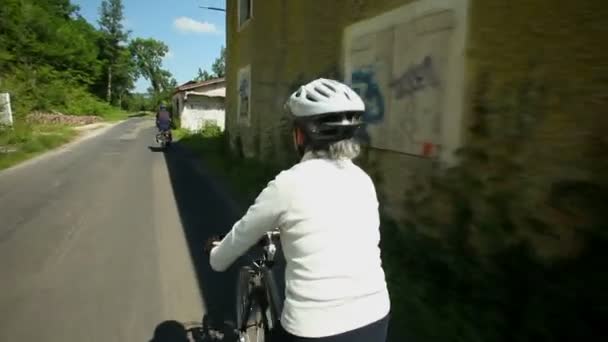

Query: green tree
left=129, top=38, right=169, bottom=94
left=0, top=0, right=172, bottom=118
left=211, top=45, right=225, bottom=78
left=0, top=0, right=107, bottom=115
left=111, top=48, right=136, bottom=108
left=98, top=0, right=129, bottom=103
left=195, top=68, right=214, bottom=81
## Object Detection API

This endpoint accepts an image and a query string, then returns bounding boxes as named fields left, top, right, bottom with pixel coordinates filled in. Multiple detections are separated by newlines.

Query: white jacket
left=210, top=152, right=390, bottom=337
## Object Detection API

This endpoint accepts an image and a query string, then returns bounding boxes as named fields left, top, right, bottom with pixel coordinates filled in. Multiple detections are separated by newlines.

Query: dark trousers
left=272, top=315, right=389, bottom=342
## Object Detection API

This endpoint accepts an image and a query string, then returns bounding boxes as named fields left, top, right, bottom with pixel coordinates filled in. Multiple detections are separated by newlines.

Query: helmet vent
left=344, top=91, right=351, bottom=100
left=322, top=81, right=337, bottom=92
left=306, top=93, right=318, bottom=102
left=314, top=86, right=330, bottom=98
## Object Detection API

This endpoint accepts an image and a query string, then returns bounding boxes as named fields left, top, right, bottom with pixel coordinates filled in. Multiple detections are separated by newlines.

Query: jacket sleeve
left=210, top=173, right=289, bottom=272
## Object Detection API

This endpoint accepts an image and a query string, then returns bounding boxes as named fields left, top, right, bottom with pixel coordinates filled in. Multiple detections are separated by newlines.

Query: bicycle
left=235, top=230, right=282, bottom=342
left=198, top=230, right=282, bottom=342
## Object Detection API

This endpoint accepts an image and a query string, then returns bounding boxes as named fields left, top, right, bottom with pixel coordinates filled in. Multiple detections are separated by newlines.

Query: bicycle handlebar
left=258, top=230, right=280, bottom=247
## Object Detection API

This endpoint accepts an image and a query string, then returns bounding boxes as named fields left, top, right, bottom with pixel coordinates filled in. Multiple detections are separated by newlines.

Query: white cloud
left=173, top=17, right=218, bottom=34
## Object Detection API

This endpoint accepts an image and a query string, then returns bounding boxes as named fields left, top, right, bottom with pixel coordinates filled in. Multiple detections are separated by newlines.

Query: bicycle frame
left=239, top=231, right=282, bottom=336
left=253, top=232, right=282, bottom=330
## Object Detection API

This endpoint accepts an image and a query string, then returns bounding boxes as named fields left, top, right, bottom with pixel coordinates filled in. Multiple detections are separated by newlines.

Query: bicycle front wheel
left=236, top=267, right=268, bottom=342
left=244, top=296, right=266, bottom=342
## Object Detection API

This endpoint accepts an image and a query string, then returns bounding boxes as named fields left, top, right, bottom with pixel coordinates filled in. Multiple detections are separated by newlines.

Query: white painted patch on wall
left=181, top=95, right=225, bottom=132
left=0, top=93, right=13, bottom=126
left=343, top=0, right=470, bottom=164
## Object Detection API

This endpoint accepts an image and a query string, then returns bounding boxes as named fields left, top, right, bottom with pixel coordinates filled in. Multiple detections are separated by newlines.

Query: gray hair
left=311, top=138, right=361, bottom=161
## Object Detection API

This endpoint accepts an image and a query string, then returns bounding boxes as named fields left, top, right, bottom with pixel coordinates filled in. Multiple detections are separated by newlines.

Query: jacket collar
left=300, top=150, right=352, bottom=166
left=301, top=150, right=318, bottom=162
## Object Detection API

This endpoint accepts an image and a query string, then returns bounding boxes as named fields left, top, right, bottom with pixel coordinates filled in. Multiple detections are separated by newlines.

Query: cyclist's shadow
left=149, top=320, right=189, bottom=342
left=158, top=141, right=286, bottom=335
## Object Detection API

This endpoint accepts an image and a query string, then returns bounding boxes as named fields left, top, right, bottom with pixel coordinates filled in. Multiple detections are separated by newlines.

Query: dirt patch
left=26, top=111, right=103, bottom=126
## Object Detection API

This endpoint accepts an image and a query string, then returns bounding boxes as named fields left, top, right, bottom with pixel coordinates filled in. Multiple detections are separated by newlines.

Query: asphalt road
left=0, top=118, right=244, bottom=341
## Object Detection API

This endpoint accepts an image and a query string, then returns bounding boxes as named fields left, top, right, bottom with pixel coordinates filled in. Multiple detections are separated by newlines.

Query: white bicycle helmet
left=285, top=78, right=365, bottom=144
left=286, top=78, right=365, bottom=117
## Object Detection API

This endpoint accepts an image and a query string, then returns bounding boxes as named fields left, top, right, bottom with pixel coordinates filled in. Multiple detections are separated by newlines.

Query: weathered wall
left=225, top=0, right=608, bottom=230
left=343, top=0, right=469, bottom=162
left=226, top=0, right=255, bottom=158
left=223, top=2, right=607, bottom=340
left=180, top=95, right=225, bottom=132
left=457, top=0, right=608, bottom=258
left=226, top=0, right=441, bottom=220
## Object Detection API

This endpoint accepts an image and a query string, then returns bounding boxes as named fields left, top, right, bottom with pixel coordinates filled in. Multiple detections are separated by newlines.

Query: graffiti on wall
left=393, top=56, right=442, bottom=155
left=351, top=66, right=385, bottom=123
left=344, top=1, right=461, bottom=158
left=391, top=56, right=440, bottom=100
left=237, top=65, right=251, bottom=125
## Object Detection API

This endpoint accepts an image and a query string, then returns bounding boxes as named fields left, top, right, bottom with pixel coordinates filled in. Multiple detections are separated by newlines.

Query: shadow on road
left=156, top=141, right=249, bottom=328
left=149, top=320, right=189, bottom=342
left=148, top=139, right=288, bottom=340
left=148, top=146, right=165, bottom=153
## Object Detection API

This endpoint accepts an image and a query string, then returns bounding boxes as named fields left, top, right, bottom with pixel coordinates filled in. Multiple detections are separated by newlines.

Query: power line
left=199, top=6, right=226, bottom=12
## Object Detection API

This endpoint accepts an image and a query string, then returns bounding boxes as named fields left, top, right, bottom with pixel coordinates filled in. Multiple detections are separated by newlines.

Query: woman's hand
left=204, top=235, right=223, bottom=257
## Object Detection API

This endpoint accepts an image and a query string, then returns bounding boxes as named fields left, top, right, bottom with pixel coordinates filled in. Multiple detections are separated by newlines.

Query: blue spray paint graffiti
left=351, top=66, right=385, bottom=123
left=350, top=66, right=385, bottom=144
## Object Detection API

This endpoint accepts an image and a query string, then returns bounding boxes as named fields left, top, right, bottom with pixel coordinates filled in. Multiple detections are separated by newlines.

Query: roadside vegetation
left=0, top=0, right=175, bottom=169
left=0, top=122, right=76, bottom=170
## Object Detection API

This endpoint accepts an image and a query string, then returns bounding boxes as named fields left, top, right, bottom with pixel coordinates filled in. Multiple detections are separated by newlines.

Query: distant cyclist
left=155, top=104, right=172, bottom=141
left=205, top=79, right=390, bottom=341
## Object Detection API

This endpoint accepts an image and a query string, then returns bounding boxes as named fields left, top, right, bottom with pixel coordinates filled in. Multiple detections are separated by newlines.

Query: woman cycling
left=206, top=78, right=391, bottom=341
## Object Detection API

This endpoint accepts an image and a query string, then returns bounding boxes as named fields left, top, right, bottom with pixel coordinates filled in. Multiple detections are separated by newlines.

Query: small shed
left=172, top=77, right=225, bottom=132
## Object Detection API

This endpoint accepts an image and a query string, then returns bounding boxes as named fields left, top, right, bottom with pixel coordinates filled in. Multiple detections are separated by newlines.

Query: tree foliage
left=0, top=0, right=175, bottom=118
left=195, top=45, right=225, bottom=83
left=98, top=0, right=130, bottom=103
left=195, top=68, right=214, bottom=82
left=129, top=38, right=171, bottom=94
left=211, top=45, right=226, bottom=78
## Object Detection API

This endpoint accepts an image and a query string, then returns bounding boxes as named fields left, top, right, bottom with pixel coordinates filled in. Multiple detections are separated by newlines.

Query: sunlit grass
left=0, top=122, right=77, bottom=170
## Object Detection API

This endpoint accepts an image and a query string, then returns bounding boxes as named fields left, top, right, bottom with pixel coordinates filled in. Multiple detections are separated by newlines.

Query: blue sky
left=72, top=0, right=226, bottom=93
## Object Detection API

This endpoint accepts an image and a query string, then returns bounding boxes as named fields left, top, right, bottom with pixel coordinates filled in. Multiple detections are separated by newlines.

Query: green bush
left=61, top=87, right=118, bottom=116
left=200, top=122, right=223, bottom=138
